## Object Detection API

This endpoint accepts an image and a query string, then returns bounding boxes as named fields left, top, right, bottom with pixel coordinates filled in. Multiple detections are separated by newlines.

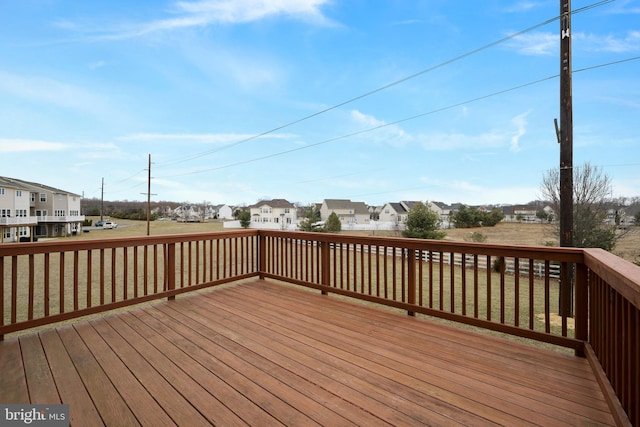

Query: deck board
left=1, top=279, right=617, bottom=426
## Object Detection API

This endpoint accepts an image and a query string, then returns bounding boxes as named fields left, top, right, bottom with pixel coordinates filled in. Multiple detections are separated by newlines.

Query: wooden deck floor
left=1, top=280, right=615, bottom=426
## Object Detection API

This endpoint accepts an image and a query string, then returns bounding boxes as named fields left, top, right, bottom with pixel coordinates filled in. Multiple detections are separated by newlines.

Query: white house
left=379, top=202, right=409, bottom=224
left=321, top=199, right=370, bottom=227
left=249, top=199, right=297, bottom=229
left=0, top=177, right=84, bottom=242
left=215, top=204, right=235, bottom=220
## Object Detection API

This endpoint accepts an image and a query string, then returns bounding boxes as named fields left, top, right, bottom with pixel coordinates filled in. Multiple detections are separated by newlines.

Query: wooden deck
left=1, top=279, right=616, bottom=426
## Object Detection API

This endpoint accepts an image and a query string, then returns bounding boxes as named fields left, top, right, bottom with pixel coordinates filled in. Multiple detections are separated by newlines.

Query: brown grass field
left=73, top=217, right=640, bottom=263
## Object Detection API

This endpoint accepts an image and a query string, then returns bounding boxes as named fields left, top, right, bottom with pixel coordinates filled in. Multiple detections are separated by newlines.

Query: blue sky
left=1, top=0, right=638, bottom=207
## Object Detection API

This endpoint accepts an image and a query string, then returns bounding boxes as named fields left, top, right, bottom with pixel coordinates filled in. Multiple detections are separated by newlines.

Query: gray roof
left=250, top=199, right=295, bottom=209
left=324, top=199, right=369, bottom=215
left=0, top=176, right=82, bottom=197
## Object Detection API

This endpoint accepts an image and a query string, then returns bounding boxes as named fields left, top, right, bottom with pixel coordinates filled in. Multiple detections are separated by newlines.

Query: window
left=1, top=209, right=10, bottom=217
left=17, top=209, right=27, bottom=217
left=40, top=193, right=46, bottom=202
left=284, top=208, right=290, bottom=214
left=70, top=210, right=79, bottom=216
left=0, top=188, right=4, bottom=195
left=19, top=227, right=28, bottom=237
left=54, top=210, right=66, bottom=217
left=35, top=210, right=47, bottom=217
left=16, top=190, right=22, bottom=197
left=3, top=229, right=10, bottom=239
left=31, top=193, right=36, bottom=202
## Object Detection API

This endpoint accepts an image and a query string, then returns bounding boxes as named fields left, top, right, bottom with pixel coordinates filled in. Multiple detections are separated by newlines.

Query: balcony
left=1, top=230, right=638, bottom=425
left=35, top=215, right=85, bottom=223
left=0, top=216, right=38, bottom=226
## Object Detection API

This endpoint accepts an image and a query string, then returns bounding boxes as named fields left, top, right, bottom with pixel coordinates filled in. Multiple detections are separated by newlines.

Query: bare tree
left=541, top=162, right=618, bottom=250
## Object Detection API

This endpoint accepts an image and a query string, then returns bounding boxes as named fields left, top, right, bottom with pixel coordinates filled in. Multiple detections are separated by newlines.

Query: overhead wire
left=162, top=53, right=639, bottom=178
left=156, top=0, right=615, bottom=169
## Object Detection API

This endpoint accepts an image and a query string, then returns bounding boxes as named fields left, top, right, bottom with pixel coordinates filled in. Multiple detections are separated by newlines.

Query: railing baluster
left=461, top=253, right=466, bottom=316
left=74, top=251, right=79, bottom=310
left=544, top=260, right=550, bottom=333
left=111, top=248, right=116, bottom=303
left=28, top=254, right=34, bottom=320
left=450, top=252, right=455, bottom=313
left=528, top=259, right=534, bottom=330
left=44, top=253, right=50, bottom=317
left=514, top=258, right=520, bottom=327
left=485, top=255, right=491, bottom=321
left=59, top=252, right=65, bottom=314
left=122, top=247, right=128, bottom=301
left=87, top=250, right=93, bottom=307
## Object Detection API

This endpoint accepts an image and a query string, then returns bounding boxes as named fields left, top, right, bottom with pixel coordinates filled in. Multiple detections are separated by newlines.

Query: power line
left=156, top=0, right=614, bottom=169
left=162, top=53, right=639, bottom=178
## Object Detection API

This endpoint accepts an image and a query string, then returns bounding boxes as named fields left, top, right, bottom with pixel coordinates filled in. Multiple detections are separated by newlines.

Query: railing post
left=167, top=243, right=176, bottom=301
left=259, top=232, right=266, bottom=279
left=407, top=249, right=416, bottom=316
left=321, top=242, right=330, bottom=295
left=574, top=262, right=588, bottom=357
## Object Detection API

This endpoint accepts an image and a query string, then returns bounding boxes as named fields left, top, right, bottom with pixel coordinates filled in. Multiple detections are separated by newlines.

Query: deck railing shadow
left=1, top=229, right=638, bottom=426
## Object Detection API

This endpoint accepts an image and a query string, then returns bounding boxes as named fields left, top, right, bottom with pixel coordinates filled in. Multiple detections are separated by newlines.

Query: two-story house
left=0, top=177, right=38, bottom=242
left=379, top=202, right=409, bottom=224
left=249, top=199, right=297, bottom=229
left=320, top=199, right=370, bottom=227
left=0, top=177, right=84, bottom=241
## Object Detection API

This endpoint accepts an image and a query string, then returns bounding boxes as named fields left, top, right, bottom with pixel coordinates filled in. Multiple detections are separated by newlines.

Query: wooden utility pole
left=141, top=154, right=157, bottom=236
left=100, top=178, right=104, bottom=221
left=559, top=0, right=574, bottom=317
left=559, top=0, right=573, bottom=248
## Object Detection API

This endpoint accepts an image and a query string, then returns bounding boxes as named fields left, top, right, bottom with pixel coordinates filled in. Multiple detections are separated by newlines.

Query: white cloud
left=0, top=139, right=71, bottom=153
left=418, top=130, right=504, bottom=151
left=510, top=112, right=529, bottom=152
left=506, top=31, right=556, bottom=56
left=350, top=110, right=409, bottom=147
left=89, top=60, right=107, bottom=69
left=174, top=0, right=332, bottom=24
left=82, top=0, right=334, bottom=40
left=508, top=30, right=640, bottom=56
left=503, top=1, right=542, bottom=13
left=576, top=31, right=640, bottom=53
left=0, top=71, right=108, bottom=114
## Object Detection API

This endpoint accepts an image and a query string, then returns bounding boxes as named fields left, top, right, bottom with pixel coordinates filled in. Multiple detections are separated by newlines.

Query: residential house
left=215, top=204, right=235, bottom=220
left=249, top=199, right=297, bottom=229
left=320, top=199, right=370, bottom=227
left=173, top=204, right=202, bottom=222
left=607, top=204, right=640, bottom=226
left=379, top=202, right=409, bottom=224
left=427, top=201, right=452, bottom=225
left=0, top=177, right=84, bottom=242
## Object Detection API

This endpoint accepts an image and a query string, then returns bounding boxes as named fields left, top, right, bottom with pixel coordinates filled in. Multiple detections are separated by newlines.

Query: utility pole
left=559, top=0, right=573, bottom=249
left=559, top=0, right=574, bottom=317
left=141, top=154, right=157, bottom=236
left=100, top=178, right=104, bottom=221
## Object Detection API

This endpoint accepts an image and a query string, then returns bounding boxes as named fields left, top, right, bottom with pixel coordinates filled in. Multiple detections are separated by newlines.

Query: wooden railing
left=1, top=229, right=638, bottom=425
left=583, top=248, right=639, bottom=427
left=0, top=230, right=259, bottom=338
left=259, top=231, right=586, bottom=350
